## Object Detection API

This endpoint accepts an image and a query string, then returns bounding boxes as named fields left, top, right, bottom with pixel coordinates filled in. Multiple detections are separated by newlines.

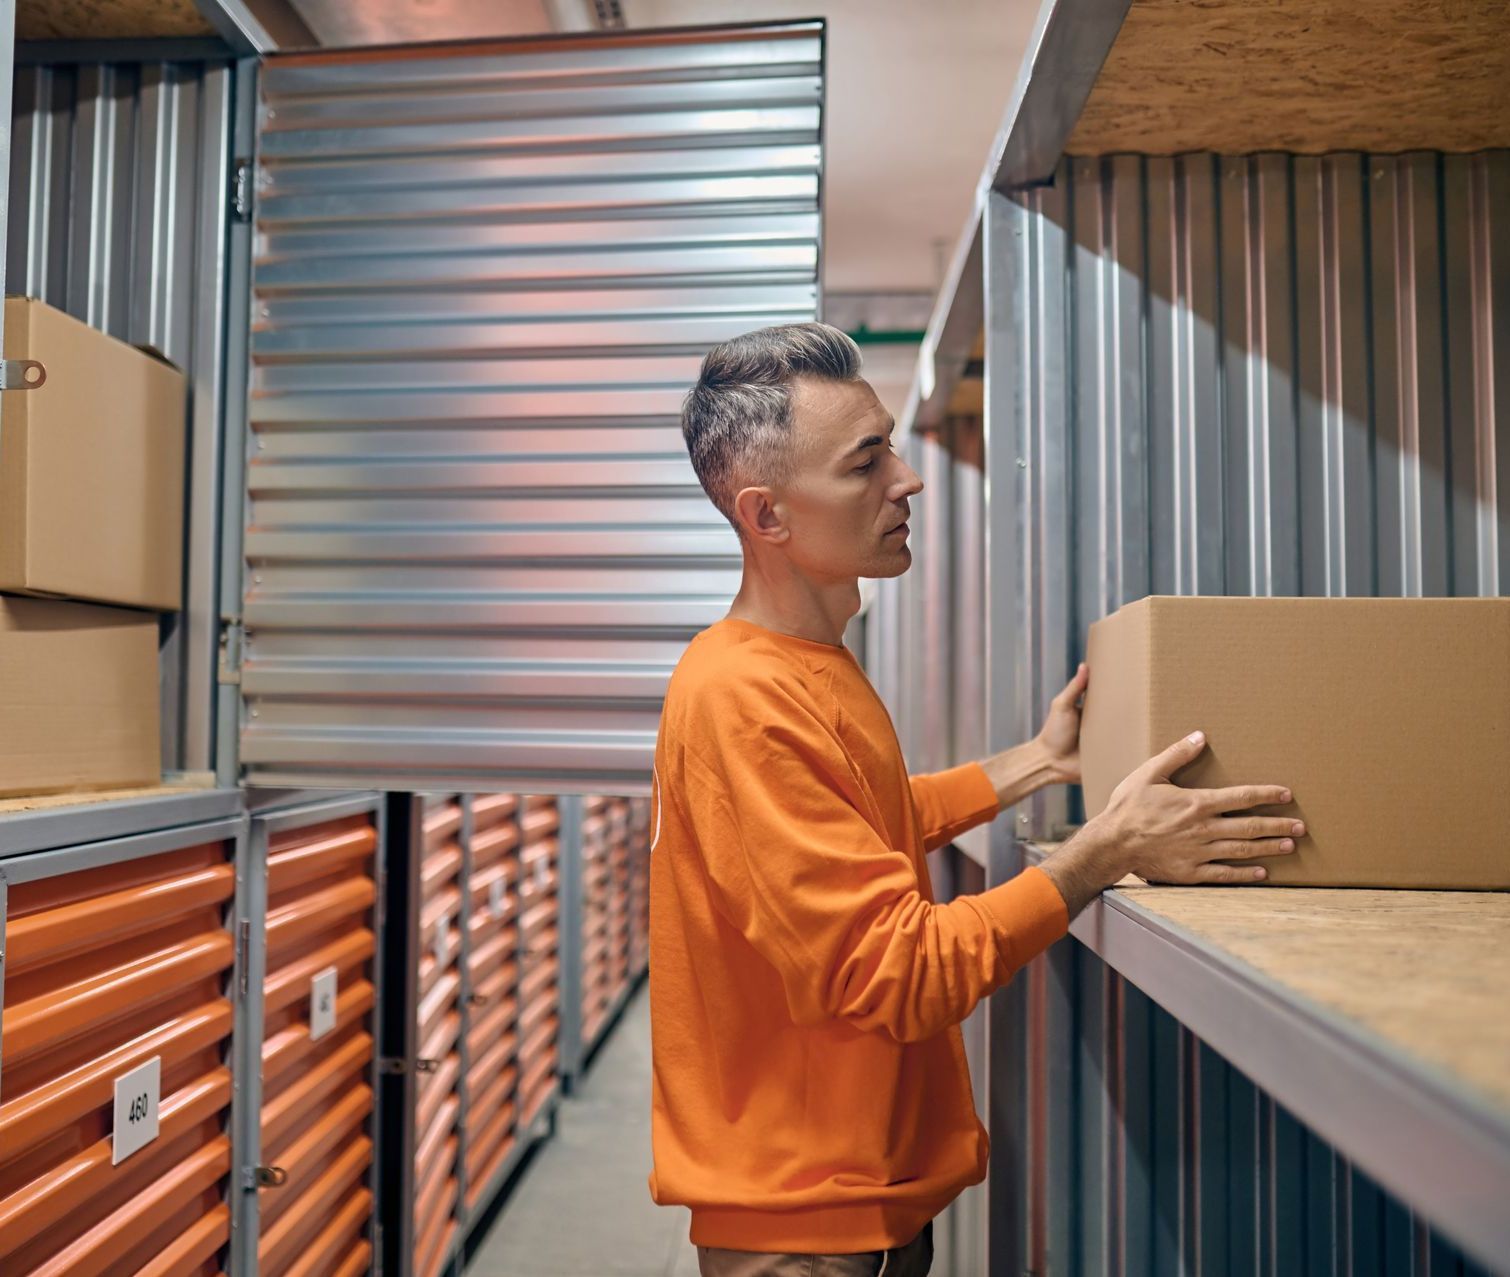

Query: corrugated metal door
left=462, top=793, right=522, bottom=1211
left=515, top=797, right=562, bottom=1132
left=0, top=829, right=240, bottom=1277
left=239, top=23, right=826, bottom=795
left=414, top=798, right=465, bottom=1277
left=256, top=803, right=381, bottom=1277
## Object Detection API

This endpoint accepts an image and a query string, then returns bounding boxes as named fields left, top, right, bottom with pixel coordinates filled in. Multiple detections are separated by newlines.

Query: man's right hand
left=1039, top=730, right=1301, bottom=916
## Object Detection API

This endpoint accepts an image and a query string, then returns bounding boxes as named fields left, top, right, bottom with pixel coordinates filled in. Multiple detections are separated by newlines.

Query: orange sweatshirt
left=647, top=617, right=1069, bottom=1251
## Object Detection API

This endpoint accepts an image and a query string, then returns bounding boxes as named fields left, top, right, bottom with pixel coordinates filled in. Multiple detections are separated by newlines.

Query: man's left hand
left=1035, top=663, right=1088, bottom=784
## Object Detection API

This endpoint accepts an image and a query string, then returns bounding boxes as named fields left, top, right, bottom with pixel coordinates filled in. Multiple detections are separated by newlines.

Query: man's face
left=764, top=376, right=923, bottom=581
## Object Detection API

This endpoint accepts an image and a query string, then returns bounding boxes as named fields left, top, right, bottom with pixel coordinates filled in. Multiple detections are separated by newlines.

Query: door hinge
left=0, top=360, right=45, bottom=390
left=219, top=617, right=244, bottom=686
left=232, top=159, right=254, bottom=222
left=237, top=919, right=250, bottom=999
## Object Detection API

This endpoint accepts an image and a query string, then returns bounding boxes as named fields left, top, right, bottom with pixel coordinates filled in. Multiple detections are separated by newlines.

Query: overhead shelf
left=1025, top=842, right=1510, bottom=1273
left=1069, top=0, right=1510, bottom=157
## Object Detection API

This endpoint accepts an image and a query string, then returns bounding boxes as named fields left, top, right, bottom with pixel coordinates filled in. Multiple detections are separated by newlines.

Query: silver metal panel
left=240, top=24, right=825, bottom=792
left=0, top=787, right=244, bottom=856
left=6, top=58, right=234, bottom=774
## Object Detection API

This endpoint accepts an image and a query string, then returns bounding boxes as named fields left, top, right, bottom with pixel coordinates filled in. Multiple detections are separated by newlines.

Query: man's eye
left=854, top=460, right=875, bottom=474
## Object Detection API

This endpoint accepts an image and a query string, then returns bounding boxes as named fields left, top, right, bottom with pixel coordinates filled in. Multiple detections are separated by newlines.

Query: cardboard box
left=1080, top=597, right=1510, bottom=889
left=0, top=596, right=161, bottom=797
left=1, top=297, right=187, bottom=611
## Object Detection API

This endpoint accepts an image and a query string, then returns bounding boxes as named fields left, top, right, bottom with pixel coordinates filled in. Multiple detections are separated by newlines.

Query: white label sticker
left=434, top=913, right=451, bottom=968
left=112, top=1056, right=161, bottom=1166
left=489, top=874, right=508, bottom=920
left=535, top=856, right=549, bottom=890
left=310, top=965, right=339, bottom=1041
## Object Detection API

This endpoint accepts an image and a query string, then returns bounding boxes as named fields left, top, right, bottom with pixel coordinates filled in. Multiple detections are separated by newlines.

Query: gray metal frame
left=0, top=789, right=244, bottom=857
left=1046, top=854, right=1510, bottom=1273
left=216, top=54, right=258, bottom=788
left=451, top=795, right=478, bottom=1258
left=556, top=796, right=586, bottom=1086
left=0, top=0, right=14, bottom=455
left=192, top=0, right=317, bottom=55
left=228, top=793, right=386, bottom=1276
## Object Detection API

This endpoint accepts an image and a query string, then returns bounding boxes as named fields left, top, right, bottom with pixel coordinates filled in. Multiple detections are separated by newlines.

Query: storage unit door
left=515, top=798, right=562, bottom=1132
left=256, top=800, right=382, bottom=1277
left=237, top=23, right=825, bottom=796
left=414, top=797, right=465, bottom=1277
left=0, top=825, right=240, bottom=1277
left=580, top=800, right=614, bottom=1049
left=462, top=794, right=523, bottom=1211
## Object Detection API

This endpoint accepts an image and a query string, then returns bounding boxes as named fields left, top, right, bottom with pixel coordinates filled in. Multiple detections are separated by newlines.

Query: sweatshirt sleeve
left=909, top=763, right=1002, bottom=853
left=682, top=673, right=1068, bottom=1043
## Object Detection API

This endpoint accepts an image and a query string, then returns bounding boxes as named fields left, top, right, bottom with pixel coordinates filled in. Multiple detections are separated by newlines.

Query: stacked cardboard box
left=0, top=298, right=188, bottom=797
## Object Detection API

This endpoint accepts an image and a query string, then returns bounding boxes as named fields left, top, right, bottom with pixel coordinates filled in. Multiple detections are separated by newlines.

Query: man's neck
left=725, top=558, right=860, bottom=648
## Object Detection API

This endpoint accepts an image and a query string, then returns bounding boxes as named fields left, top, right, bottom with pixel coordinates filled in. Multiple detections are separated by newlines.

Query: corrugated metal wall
left=238, top=26, right=825, bottom=794
left=7, top=60, right=234, bottom=775
left=983, top=150, right=1509, bottom=837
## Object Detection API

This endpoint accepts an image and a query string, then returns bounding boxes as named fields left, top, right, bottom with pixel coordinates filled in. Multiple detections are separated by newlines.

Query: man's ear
left=732, top=486, right=790, bottom=545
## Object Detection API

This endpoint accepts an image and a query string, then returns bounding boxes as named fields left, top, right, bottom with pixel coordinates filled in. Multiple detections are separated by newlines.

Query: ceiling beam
left=193, top=0, right=317, bottom=55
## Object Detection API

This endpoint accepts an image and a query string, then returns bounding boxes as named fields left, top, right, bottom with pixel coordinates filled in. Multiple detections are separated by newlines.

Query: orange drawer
left=0, top=837, right=237, bottom=1277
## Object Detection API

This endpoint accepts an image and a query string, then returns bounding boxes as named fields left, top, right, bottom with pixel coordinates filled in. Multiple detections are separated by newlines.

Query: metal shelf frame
left=1040, top=846, right=1510, bottom=1273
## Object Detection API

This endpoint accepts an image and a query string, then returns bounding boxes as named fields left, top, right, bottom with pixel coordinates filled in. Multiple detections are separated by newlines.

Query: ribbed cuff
left=933, top=761, right=1003, bottom=825
left=977, top=865, right=1070, bottom=970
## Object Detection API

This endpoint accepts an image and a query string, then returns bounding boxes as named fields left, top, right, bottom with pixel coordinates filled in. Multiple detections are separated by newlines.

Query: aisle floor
left=468, top=986, right=699, bottom=1276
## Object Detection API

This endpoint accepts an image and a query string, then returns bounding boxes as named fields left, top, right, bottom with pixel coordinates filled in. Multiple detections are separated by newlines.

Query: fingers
left=1052, top=663, right=1089, bottom=708
left=1139, top=730, right=1208, bottom=782
left=1205, top=817, right=1305, bottom=842
left=1196, top=784, right=1293, bottom=813
left=1203, top=838, right=1297, bottom=859
left=1194, top=862, right=1271, bottom=884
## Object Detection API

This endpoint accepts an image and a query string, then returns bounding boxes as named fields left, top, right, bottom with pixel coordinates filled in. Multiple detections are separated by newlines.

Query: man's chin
left=865, top=546, right=913, bottom=579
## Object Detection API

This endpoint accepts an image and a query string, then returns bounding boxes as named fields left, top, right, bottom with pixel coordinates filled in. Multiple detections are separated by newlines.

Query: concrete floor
left=467, top=986, right=699, bottom=1277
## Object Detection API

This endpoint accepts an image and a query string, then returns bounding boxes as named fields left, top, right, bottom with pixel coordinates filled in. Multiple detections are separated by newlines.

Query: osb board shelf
left=18, top=0, right=215, bottom=41
left=0, top=773, right=217, bottom=815
left=1069, top=0, right=1510, bottom=156
left=1026, top=841, right=1510, bottom=1112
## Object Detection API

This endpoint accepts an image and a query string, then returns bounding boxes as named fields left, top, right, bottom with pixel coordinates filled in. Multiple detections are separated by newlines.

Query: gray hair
left=681, top=322, right=863, bottom=529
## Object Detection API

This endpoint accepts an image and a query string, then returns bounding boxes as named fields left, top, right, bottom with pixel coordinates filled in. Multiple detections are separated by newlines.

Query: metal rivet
left=1017, top=458, right=1028, bottom=469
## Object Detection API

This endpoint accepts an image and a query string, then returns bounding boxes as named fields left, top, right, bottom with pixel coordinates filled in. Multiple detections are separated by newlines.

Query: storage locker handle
left=416, top=1058, right=440, bottom=1073
left=256, top=1166, right=288, bottom=1188
left=467, top=993, right=490, bottom=1006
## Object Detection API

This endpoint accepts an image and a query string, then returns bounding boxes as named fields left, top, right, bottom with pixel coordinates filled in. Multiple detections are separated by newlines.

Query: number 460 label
left=112, top=1056, right=161, bottom=1165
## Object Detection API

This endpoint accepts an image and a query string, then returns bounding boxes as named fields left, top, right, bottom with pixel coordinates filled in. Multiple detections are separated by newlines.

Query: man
left=648, top=324, right=1299, bottom=1276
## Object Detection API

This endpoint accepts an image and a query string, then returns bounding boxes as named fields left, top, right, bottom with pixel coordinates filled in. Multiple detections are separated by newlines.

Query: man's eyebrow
left=845, top=418, right=897, bottom=458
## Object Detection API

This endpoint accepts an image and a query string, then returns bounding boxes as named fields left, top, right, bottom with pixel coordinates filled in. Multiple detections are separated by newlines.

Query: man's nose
left=893, top=460, right=924, bottom=498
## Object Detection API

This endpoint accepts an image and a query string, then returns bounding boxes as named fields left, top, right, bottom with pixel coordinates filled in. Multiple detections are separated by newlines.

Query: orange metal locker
left=0, top=826, right=240, bottom=1277
left=462, top=793, right=522, bottom=1211
left=515, top=798, right=560, bottom=1133
left=414, top=798, right=464, bottom=1277
left=256, top=803, right=380, bottom=1277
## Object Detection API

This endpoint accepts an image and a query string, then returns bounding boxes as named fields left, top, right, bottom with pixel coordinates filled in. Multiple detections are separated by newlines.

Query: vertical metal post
left=215, top=55, right=257, bottom=787
left=183, top=61, right=234, bottom=774
left=0, top=0, right=18, bottom=461
left=0, top=867, right=9, bottom=1107
left=557, top=794, right=585, bottom=1088
left=368, top=795, right=390, bottom=1271
left=981, top=188, right=1028, bottom=1277
left=377, top=794, right=421, bottom=1277
left=454, top=796, right=476, bottom=1233
left=229, top=815, right=266, bottom=1276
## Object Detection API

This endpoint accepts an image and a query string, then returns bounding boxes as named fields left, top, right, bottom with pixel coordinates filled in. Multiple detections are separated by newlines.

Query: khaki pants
left=696, top=1221, right=933, bottom=1277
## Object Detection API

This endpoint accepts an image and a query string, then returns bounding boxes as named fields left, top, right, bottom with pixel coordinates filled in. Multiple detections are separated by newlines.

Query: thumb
left=1140, top=730, right=1206, bottom=783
